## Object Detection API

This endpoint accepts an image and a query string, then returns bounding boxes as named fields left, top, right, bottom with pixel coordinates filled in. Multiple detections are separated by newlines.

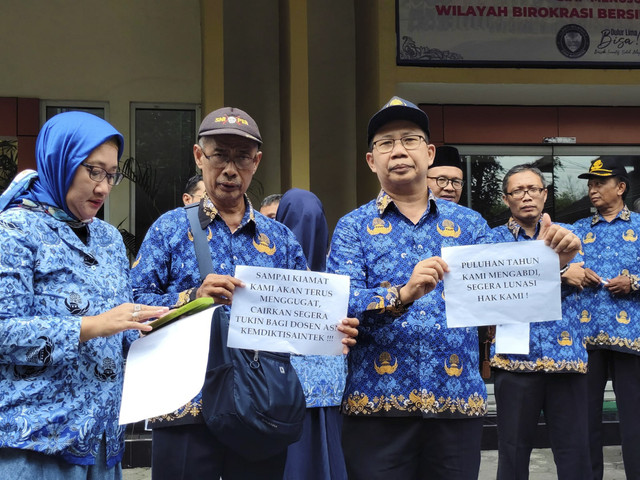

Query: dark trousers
left=151, top=423, right=287, bottom=480
left=587, top=349, right=640, bottom=480
left=341, top=415, right=483, bottom=480
left=283, top=406, right=347, bottom=480
left=494, top=370, right=590, bottom=480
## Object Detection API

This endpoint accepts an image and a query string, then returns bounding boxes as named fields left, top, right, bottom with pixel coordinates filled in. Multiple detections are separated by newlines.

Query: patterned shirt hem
left=342, top=390, right=486, bottom=417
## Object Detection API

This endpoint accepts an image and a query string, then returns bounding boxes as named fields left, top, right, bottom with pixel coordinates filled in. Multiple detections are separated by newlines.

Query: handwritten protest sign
left=441, top=240, right=562, bottom=328
left=228, top=266, right=350, bottom=355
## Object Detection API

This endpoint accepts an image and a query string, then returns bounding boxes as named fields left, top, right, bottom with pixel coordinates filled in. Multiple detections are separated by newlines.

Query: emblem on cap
left=386, top=98, right=407, bottom=107
left=588, top=159, right=612, bottom=176
left=215, top=115, right=249, bottom=127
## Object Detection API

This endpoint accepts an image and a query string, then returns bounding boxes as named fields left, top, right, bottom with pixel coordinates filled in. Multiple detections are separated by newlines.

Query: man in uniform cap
left=573, top=157, right=640, bottom=480
left=131, top=107, right=358, bottom=479
left=428, top=145, right=465, bottom=204
left=326, top=97, right=580, bottom=480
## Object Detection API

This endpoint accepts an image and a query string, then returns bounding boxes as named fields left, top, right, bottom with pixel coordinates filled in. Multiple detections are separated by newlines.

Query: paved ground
left=123, top=445, right=626, bottom=479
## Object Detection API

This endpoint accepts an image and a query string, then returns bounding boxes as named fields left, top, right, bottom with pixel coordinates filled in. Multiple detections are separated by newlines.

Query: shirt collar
left=375, top=189, right=438, bottom=216
left=198, top=193, right=256, bottom=230
left=591, top=204, right=631, bottom=226
left=506, top=215, right=542, bottom=240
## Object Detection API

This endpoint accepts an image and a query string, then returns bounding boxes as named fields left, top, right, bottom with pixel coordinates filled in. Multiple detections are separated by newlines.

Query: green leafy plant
left=0, top=140, right=18, bottom=194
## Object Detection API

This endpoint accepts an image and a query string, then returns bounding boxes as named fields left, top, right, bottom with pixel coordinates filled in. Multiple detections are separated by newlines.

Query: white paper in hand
left=118, top=306, right=216, bottom=425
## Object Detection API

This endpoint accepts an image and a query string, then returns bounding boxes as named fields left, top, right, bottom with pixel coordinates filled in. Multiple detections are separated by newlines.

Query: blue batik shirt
left=573, top=206, right=640, bottom=355
left=131, top=195, right=344, bottom=424
left=490, top=218, right=587, bottom=373
left=326, top=190, right=492, bottom=418
left=0, top=207, right=135, bottom=467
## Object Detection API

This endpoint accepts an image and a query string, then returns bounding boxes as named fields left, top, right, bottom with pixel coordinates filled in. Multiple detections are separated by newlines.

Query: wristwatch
left=559, top=264, right=570, bottom=275
left=390, top=284, right=409, bottom=315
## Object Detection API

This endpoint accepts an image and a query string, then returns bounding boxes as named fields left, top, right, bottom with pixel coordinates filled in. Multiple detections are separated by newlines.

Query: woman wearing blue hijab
left=0, top=112, right=167, bottom=479
left=275, top=188, right=348, bottom=480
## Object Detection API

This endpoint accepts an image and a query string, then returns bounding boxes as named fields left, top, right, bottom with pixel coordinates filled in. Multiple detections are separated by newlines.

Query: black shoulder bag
left=185, top=204, right=306, bottom=461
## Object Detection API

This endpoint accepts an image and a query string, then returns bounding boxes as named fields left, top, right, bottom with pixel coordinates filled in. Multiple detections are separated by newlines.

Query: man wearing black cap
left=326, top=97, right=581, bottom=479
left=131, top=107, right=358, bottom=479
left=428, top=145, right=465, bottom=204
left=573, top=158, right=640, bottom=480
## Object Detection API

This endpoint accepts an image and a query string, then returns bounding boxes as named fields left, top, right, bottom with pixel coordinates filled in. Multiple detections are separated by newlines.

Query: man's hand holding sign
left=399, top=257, right=449, bottom=305
left=537, top=213, right=582, bottom=267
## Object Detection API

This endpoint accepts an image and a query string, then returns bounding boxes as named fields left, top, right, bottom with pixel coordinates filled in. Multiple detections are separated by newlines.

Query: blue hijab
left=275, top=188, right=328, bottom=272
left=0, top=111, right=124, bottom=220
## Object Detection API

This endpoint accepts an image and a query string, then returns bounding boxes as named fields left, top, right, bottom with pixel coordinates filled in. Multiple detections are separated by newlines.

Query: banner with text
left=398, top=0, right=640, bottom=67
left=441, top=240, right=562, bottom=328
left=228, top=266, right=350, bottom=355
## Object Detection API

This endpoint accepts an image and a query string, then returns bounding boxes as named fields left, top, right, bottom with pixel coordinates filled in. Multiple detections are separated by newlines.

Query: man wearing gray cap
left=131, top=107, right=358, bottom=479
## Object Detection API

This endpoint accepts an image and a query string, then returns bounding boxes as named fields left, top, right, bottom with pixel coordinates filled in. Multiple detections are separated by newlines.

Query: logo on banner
left=557, top=24, right=589, bottom=59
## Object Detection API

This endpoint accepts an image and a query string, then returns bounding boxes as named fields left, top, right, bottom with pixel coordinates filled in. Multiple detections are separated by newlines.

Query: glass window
left=130, top=103, right=200, bottom=253
left=457, top=147, right=640, bottom=227
left=45, top=106, right=106, bottom=120
left=42, top=100, right=108, bottom=122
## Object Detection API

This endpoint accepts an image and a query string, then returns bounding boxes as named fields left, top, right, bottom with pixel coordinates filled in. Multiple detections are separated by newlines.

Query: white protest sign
left=442, top=240, right=562, bottom=328
left=228, top=266, right=350, bottom=355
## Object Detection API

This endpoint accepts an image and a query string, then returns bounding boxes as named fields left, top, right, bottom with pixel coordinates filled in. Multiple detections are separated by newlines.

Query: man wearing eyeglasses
left=326, top=97, right=580, bottom=480
left=131, top=107, right=359, bottom=480
left=490, top=164, right=590, bottom=480
left=427, top=146, right=464, bottom=204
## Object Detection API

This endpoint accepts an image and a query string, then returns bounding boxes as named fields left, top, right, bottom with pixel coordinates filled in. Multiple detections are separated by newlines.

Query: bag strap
left=185, top=203, right=262, bottom=359
left=185, top=203, right=214, bottom=281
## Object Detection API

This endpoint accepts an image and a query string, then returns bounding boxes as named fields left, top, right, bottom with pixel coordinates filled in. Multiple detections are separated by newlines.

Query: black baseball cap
left=367, top=96, right=430, bottom=145
left=198, top=107, right=262, bottom=146
left=578, top=158, right=628, bottom=180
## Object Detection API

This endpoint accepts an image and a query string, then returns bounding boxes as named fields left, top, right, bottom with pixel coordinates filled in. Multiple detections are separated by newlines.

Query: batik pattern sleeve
left=573, top=208, right=640, bottom=354
left=327, top=212, right=403, bottom=321
left=131, top=208, right=201, bottom=308
left=0, top=208, right=134, bottom=467
left=0, top=212, right=82, bottom=365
